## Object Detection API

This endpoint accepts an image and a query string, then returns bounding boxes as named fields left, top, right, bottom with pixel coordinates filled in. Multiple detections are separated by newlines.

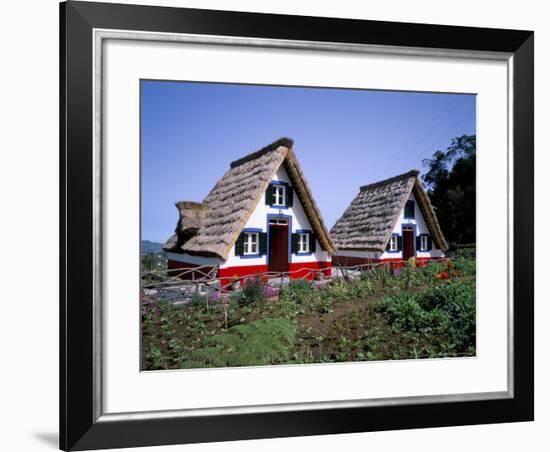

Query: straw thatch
left=164, top=138, right=335, bottom=259
left=330, top=170, right=448, bottom=252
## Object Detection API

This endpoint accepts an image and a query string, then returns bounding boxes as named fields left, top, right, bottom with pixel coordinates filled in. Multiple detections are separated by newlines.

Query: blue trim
left=268, top=180, right=291, bottom=209
left=239, top=229, right=263, bottom=259
left=387, top=232, right=401, bottom=254
left=240, top=254, right=262, bottom=259
left=401, top=223, right=417, bottom=257
left=418, top=233, right=430, bottom=252
left=294, top=229, right=313, bottom=255
left=266, top=213, right=293, bottom=266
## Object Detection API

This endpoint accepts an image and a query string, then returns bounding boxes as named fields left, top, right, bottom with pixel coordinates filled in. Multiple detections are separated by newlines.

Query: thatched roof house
left=331, top=170, right=447, bottom=266
left=164, top=138, right=334, bottom=283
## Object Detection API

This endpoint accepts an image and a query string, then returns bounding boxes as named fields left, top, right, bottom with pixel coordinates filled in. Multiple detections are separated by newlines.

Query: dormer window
left=273, top=185, right=286, bottom=206
left=265, top=182, right=293, bottom=208
left=404, top=200, right=415, bottom=219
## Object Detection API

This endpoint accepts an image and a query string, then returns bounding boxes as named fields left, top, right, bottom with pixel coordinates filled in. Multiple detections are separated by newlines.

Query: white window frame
left=389, top=235, right=399, bottom=252
left=272, top=184, right=286, bottom=206
left=298, top=233, right=309, bottom=253
left=420, top=235, right=428, bottom=251
left=243, top=232, right=259, bottom=255
left=269, top=218, right=288, bottom=225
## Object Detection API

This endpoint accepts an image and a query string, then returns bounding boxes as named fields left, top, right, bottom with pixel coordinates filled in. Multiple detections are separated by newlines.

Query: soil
left=142, top=275, right=476, bottom=369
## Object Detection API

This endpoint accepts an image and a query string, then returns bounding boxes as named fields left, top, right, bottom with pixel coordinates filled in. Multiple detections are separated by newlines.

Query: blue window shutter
left=291, top=233, right=299, bottom=254
left=259, top=232, right=268, bottom=255
left=235, top=232, right=245, bottom=256
left=265, top=184, right=273, bottom=205
left=309, top=233, right=316, bottom=253
left=287, top=186, right=293, bottom=207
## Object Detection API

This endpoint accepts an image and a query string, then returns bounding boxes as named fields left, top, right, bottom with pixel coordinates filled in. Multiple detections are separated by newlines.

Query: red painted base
left=218, top=264, right=269, bottom=289
left=166, top=260, right=218, bottom=280
left=167, top=259, right=332, bottom=290
left=218, top=261, right=332, bottom=287
left=289, top=261, right=332, bottom=280
left=332, top=255, right=445, bottom=269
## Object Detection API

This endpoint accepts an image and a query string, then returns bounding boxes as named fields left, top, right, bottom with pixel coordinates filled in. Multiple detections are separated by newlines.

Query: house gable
left=330, top=170, right=448, bottom=253
left=380, top=191, right=445, bottom=259
left=222, top=165, right=330, bottom=268
left=164, top=138, right=335, bottom=260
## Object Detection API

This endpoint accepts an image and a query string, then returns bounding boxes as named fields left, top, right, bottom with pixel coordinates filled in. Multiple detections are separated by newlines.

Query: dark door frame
left=401, top=223, right=416, bottom=260
left=267, top=214, right=292, bottom=272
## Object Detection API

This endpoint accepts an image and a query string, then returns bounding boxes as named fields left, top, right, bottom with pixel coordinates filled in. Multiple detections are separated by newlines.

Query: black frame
left=60, top=1, right=534, bottom=450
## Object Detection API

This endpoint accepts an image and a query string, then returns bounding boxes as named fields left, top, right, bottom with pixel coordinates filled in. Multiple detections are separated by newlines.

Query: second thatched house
left=330, top=170, right=448, bottom=267
left=163, top=138, right=335, bottom=286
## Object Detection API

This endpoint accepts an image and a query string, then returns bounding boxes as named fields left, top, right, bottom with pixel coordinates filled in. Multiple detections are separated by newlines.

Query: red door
left=268, top=225, right=289, bottom=273
left=403, top=227, right=415, bottom=261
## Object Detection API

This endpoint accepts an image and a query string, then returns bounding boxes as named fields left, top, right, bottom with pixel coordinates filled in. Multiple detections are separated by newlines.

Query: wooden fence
left=141, top=257, right=451, bottom=302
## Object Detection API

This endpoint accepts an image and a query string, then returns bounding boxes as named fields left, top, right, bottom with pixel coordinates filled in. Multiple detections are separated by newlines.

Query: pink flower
left=264, top=286, right=279, bottom=298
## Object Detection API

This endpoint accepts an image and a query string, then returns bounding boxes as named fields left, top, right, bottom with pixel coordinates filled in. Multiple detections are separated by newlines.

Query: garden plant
left=142, top=257, right=476, bottom=369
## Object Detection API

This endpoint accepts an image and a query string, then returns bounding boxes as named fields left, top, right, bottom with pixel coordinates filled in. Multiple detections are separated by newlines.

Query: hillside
left=141, top=240, right=165, bottom=254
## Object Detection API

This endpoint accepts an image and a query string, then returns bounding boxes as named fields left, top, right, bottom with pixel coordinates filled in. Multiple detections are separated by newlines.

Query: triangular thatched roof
left=330, top=170, right=448, bottom=252
left=164, top=138, right=335, bottom=259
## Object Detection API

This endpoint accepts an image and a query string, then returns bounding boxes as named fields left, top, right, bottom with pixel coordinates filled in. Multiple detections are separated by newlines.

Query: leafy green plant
left=183, top=318, right=296, bottom=368
left=145, top=343, right=166, bottom=370
left=359, top=270, right=372, bottom=282
left=348, top=278, right=373, bottom=298
left=316, top=292, right=333, bottom=314
left=327, top=279, right=349, bottom=301
left=374, top=264, right=390, bottom=289
left=377, top=280, right=475, bottom=356
left=238, top=275, right=267, bottom=306
left=455, top=246, right=476, bottom=260
left=453, top=257, right=476, bottom=276
left=400, top=259, right=421, bottom=290
left=276, top=288, right=306, bottom=319
left=190, top=291, right=208, bottom=309
left=287, top=279, right=313, bottom=305
left=336, top=335, right=352, bottom=360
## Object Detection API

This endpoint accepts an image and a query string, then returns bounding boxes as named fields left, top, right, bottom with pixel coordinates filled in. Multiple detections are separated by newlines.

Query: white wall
left=223, top=164, right=331, bottom=268
left=2, top=1, right=547, bottom=452
left=334, top=249, right=381, bottom=259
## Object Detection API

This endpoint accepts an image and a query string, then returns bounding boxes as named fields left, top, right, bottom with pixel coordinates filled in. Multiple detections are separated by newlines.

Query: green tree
left=422, top=135, right=476, bottom=246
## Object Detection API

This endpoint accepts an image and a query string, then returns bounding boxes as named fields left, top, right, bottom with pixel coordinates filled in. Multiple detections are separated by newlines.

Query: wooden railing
left=141, top=257, right=451, bottom=302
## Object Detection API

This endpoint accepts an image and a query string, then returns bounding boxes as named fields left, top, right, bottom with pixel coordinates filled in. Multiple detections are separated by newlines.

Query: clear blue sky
left=141, top=80, right=475, bottom=243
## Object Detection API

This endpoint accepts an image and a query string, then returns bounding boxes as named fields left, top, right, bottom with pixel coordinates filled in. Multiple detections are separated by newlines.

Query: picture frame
left=60, top=1, right=533, bottom=450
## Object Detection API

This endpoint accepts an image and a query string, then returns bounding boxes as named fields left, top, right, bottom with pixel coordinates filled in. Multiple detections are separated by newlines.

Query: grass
left=141, top=258, right=476, bottom=369
left=183, top=318, right=296, bottom=368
